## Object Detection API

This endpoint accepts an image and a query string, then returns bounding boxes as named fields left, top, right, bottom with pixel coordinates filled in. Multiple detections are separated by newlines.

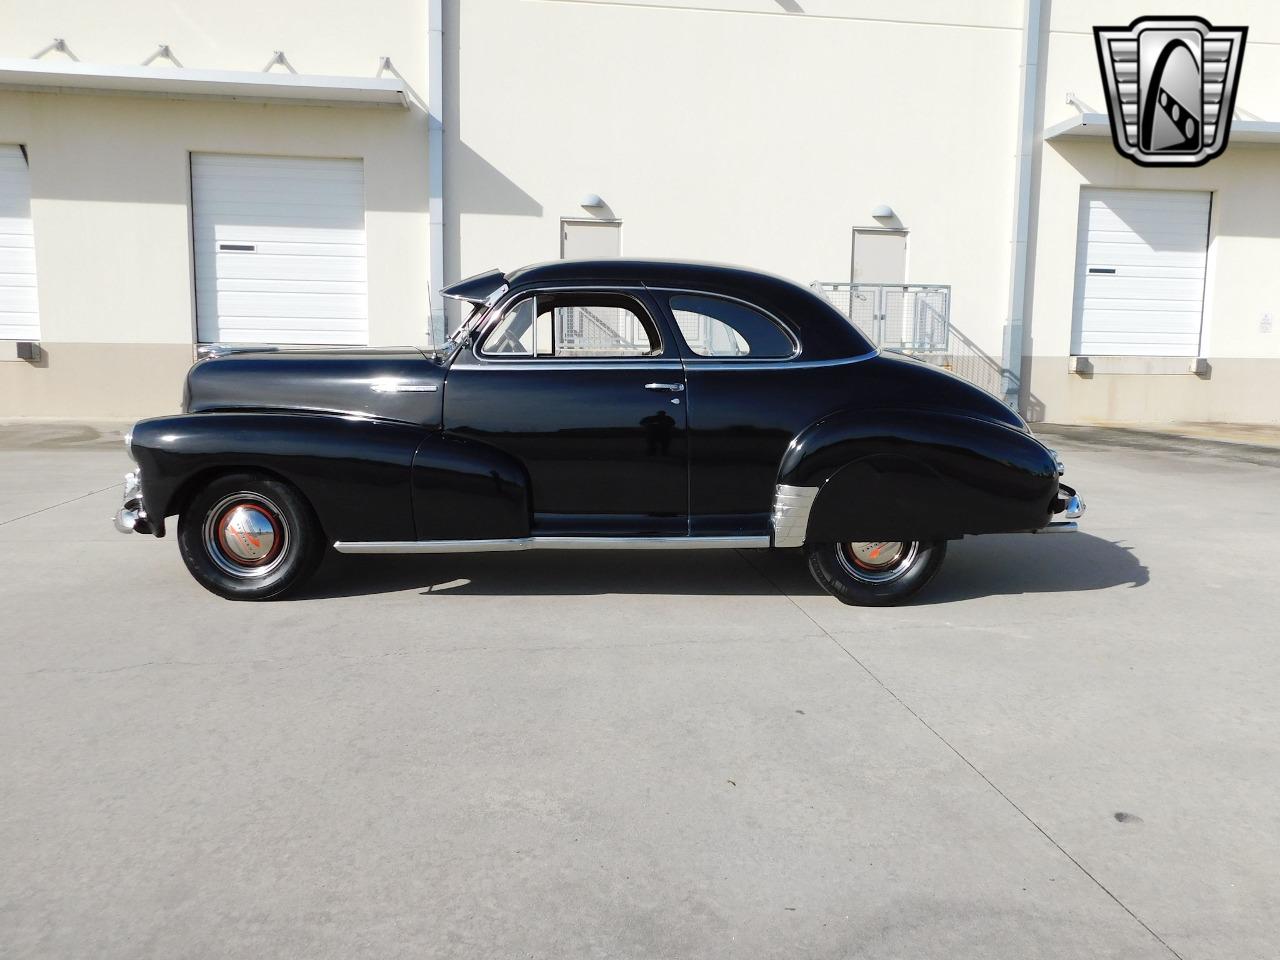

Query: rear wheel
left=805, top=539, right=946, bottom=606
left=177, top=473, right=325, bottom=600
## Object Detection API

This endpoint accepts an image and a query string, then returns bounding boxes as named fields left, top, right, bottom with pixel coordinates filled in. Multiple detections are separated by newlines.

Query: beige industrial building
left=1, top=0, right=1277, bottom=424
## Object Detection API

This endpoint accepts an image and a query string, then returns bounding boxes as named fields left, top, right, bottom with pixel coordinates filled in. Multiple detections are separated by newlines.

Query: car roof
left=443, top=259, right=874, bottom=359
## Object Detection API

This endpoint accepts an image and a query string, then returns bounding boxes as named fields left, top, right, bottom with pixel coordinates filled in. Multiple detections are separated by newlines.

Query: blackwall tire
left=177, top=473, right=325, bottom=601
left=805, top=539, right=947, bottom=607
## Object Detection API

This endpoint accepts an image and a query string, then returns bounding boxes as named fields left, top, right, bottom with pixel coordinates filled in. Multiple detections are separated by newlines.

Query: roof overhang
left=1045, top=112, right=1280, bottom=145
left=0, top=58, right=408, bottom=109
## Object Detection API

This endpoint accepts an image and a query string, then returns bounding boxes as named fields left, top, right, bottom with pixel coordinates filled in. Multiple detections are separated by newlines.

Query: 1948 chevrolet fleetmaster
left=114, top=259, right=1083, bottom=604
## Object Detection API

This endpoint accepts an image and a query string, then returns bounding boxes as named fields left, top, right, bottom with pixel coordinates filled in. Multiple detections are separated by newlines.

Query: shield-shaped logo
left=1094, top=16, right=1247, bottom=167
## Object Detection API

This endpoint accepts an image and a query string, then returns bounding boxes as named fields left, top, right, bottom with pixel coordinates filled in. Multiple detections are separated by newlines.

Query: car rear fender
left=778, top=408, right=1059, bottom=542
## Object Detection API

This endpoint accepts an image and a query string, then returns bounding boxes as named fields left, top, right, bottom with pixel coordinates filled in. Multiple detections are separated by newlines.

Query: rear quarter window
left=669, top=294, right=795, bottom=359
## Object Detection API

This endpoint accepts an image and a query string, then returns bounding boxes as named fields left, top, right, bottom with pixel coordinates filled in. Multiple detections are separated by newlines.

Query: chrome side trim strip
left=333, top=535, right=771, bottom=554
left=771, top=484, right=818, bottom=548
left=370, top=379, right=439, bottom=393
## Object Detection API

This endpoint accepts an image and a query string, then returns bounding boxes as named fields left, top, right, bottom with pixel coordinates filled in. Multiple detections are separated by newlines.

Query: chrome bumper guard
left=1035, top=482, right=1085, bottom=534
left=113, top=470, right=154, bottom=535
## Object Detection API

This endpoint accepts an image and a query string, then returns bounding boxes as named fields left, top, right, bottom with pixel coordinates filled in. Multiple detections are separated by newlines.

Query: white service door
left=1072, top=188, right=1210, bottom=357
left=852, top=229, right=907, bottom=283
left=561, top=220, right=621, bottom=259
left=193, top=154, right=368, bottom=345
left=0, top=145, right=40, bottom=340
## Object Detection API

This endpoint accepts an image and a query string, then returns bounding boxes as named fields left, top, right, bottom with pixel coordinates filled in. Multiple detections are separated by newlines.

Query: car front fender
left=129, top=412, right=431, bottom=542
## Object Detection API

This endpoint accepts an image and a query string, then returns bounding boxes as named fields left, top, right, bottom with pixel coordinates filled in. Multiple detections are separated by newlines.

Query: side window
left=480, top=297, right=536, bottom=355
left=669, top=294, right=795, bottom=359
left=481, top=293, right=660, bottom=358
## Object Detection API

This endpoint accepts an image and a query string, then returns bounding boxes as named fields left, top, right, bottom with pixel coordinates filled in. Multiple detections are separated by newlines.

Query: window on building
left=669, top=294, right=795, bottom=358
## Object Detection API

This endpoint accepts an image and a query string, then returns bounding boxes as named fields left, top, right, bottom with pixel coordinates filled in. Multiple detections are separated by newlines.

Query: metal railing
left=815, top=282, right=951, bottom=355
left=555, top=305, right=651, bottom=356
left=814, top=281, right=1013, bottom=400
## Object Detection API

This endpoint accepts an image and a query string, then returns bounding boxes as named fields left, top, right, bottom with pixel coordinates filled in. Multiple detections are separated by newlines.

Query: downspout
left=1001, top=0, right=1045, bottom=412
left=427, top=0, right=446, bottom=345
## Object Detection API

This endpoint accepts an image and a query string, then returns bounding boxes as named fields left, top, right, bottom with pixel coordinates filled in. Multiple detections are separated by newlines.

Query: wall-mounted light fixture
left=580, top=193, right=605, bottom=209
left=871, top=204, right=895, bottom=219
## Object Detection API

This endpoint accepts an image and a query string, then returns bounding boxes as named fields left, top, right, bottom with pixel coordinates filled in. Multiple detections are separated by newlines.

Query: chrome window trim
left=687, top=351, right=878, bottom=373
left=472, top=285, right=668, bottom=364
left=646, top=285, right=802, bottom=362
left=460, top=360, right=683, bottom=372
left=333, top=535, right=771, bottom=554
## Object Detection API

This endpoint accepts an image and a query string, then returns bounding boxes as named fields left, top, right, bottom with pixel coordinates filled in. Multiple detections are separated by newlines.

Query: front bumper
left=113, top=470, right=156, bottom=535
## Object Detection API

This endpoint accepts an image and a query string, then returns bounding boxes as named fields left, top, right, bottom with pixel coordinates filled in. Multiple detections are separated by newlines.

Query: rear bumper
left=1035, top=482, right=1085, bottom=534
left=113, top=471, right=158, bottom=535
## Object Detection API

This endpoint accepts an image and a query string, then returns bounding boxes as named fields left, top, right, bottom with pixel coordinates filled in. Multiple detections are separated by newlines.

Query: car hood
left=183, top=346, right=445, bottom=427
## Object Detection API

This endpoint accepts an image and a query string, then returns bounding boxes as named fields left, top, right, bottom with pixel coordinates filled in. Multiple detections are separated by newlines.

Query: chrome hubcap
left=203, top=493, right=288, bottom=579
left=836, top=540, right=919, bottom=584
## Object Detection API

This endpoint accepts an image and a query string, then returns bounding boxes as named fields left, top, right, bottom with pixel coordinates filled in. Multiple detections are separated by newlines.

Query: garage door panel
left=200, top=224, right=367, bottom=245
left=212, top=320, right=368, bottom=346
left=1081, top=276, right=1207, bottom=300
left=193, top=154, right=367, bottom=346
left=1081, top=297, right=1209, bottom=313
left=1075, top=316, right=1203, bottom=335
left=199, top=209, right=365, bottom=231
left=0, top=145, right=39, bottom=341
left=1079, top=244, right=1209, bottom=269
left=198, top=275, right=367, bottom=295
left=203, top=291, right=368, bottom=319
left=1073, top=188, right=1209, bottom=358
left=198, top=254, right=366, bottom=282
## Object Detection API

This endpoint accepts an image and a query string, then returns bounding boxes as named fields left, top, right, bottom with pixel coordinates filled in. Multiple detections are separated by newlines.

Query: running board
left=333, top=535, right=772, bottom=555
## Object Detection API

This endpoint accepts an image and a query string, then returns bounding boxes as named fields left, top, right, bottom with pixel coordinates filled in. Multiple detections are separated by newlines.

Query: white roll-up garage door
left=193, top=154, right=367, bottom=345
left=0, top=145, right=40, bottom=341
left=1072, top=188, right=1210, bottom=357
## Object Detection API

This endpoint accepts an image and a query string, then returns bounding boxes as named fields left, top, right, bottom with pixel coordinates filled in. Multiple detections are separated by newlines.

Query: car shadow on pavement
left=916, top=532, right=1148, bottom=604
left=294, top=532, right=1146, bottom=602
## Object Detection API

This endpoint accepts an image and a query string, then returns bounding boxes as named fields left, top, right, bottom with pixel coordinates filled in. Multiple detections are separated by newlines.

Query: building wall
left=1026, top=1, right=1280, bottom=424
left=0, top=0, right=431, bottom=418
left=445, top=0, right=1026, bottom=360
left=2, top=0, right=1278, bottom=425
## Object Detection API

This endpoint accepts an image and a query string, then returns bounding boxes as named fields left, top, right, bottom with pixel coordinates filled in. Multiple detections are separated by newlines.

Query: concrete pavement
left=1, top=422, right=1277, bottom=959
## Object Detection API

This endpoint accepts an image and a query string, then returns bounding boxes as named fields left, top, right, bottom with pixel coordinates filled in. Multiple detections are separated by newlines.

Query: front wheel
left=805, top=539, right=947, bottom=606
left=177, top=473, right=325, bottom=601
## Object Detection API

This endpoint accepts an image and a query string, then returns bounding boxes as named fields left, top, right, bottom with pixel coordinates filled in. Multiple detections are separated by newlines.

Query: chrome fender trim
left=333, top=535, right=771, bottom=554
left=771, top=484, right=818, bottom=548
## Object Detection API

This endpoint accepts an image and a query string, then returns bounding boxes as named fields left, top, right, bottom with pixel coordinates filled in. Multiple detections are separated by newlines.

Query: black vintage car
left=115, top=259, right=1083, bottom=604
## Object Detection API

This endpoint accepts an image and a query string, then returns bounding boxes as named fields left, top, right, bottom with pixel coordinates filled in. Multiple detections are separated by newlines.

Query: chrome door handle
left=644, top=382, right=685, bottom=392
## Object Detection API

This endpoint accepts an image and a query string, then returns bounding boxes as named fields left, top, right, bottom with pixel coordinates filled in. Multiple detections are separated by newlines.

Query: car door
left=656, top=290, right=803, bottom=537
left=443, top=286, right=689, bottom=535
